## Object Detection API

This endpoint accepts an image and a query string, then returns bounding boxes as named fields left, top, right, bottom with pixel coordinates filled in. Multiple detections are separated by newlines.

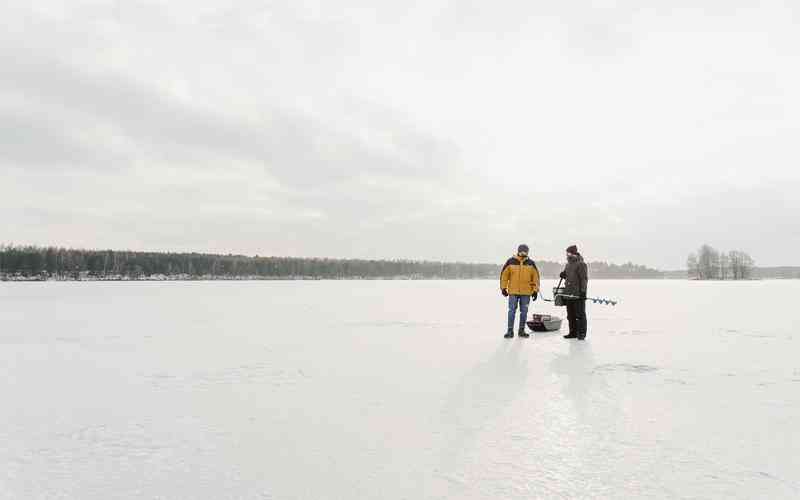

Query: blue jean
left=507, top=294, right=531, bottom=332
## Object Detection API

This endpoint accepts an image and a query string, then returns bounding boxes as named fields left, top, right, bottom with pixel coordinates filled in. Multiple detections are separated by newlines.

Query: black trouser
left=566, top=299, right=587, bottom=337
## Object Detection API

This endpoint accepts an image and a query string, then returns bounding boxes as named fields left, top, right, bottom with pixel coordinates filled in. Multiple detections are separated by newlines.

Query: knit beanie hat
left=566, top=245, right=578, bottom=254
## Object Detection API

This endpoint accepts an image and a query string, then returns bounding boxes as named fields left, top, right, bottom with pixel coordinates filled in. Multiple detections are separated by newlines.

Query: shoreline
left=3, top=275, right=781, bottom=283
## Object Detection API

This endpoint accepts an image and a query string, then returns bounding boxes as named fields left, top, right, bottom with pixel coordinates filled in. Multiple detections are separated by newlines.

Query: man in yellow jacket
left=500, top=244, right=540, bottom=338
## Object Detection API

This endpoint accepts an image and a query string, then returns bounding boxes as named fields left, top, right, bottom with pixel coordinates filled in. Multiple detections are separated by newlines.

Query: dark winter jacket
left=562, top=254, right=588, bottom=297
left=500, top=255, right=540, bottom=296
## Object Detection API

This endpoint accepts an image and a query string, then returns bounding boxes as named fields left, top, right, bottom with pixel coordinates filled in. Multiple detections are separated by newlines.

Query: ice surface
left=1, top=280, right=798, bottom=499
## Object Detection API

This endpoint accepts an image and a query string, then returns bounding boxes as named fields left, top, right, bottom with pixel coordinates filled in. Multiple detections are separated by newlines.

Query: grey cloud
left=0, top=106, right=102, bottom=168
left=2, top=47, right=457, bottom=187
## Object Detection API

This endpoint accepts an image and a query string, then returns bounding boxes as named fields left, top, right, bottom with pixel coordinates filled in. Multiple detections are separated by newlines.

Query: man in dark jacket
left=559, top=245, right=588, bottom=340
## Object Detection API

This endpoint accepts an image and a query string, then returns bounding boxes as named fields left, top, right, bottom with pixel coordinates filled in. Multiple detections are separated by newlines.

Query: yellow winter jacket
left=500, top=255, right=540, bottom=296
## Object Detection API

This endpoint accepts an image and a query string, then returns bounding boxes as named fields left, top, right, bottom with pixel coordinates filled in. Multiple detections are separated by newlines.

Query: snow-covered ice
left=1, top=279, right=798, bottom=499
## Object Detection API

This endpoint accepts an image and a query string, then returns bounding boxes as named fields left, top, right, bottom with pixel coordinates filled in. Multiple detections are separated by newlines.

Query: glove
left=559, top=271, right=567, bottom=279
left=580, top=291, right=587, bottom=299
left=501, top=288, right=509, bottom=297
left=531, top=292, right=538, bottom=301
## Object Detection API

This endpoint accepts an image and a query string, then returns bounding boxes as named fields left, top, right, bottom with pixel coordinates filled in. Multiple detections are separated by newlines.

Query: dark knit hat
left=518, top=244, right=529, bottom=254
left=566, top=245, right=578, bottom=254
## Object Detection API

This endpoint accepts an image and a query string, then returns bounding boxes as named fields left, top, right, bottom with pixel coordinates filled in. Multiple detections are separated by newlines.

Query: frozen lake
left=1, top=280, right=798, bottom=499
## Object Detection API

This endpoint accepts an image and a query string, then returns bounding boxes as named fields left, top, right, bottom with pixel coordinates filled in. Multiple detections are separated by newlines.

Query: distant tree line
left=752, top=266, right=800, bottom=279
left=0, top=245, right=664, bottom=281
left=0, top=245, right=497, bottom=280
left=686, top=244, right=754, bottom=280
left=536, top=260, right=663, bottom=279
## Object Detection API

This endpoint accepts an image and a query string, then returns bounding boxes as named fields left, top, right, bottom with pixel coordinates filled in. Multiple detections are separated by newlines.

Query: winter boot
left=504, top=329, right=514, bottom=339
left=563, top=333, right=578, bottom=339
left=518, top=327, right=530, bottom=338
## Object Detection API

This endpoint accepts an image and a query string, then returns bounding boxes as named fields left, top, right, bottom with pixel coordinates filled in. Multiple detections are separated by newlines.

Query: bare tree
left=729, top=250, right=742, bottom=279
left=728, top=250, right=755, bottom=280
left=719, top=252, right=730, bottom=280
left=697, top=244, right=719, bottom=280
left=739, top=251, right=754, bottom=279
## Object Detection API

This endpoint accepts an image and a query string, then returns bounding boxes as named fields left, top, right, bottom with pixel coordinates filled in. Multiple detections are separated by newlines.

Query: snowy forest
left=686, top=244, right=755, bottom=280
left=0, top=245, right=662, bottom=281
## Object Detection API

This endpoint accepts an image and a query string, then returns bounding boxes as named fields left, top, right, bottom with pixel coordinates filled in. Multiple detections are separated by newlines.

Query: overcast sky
left=2, top=1, right=799, bottom=269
